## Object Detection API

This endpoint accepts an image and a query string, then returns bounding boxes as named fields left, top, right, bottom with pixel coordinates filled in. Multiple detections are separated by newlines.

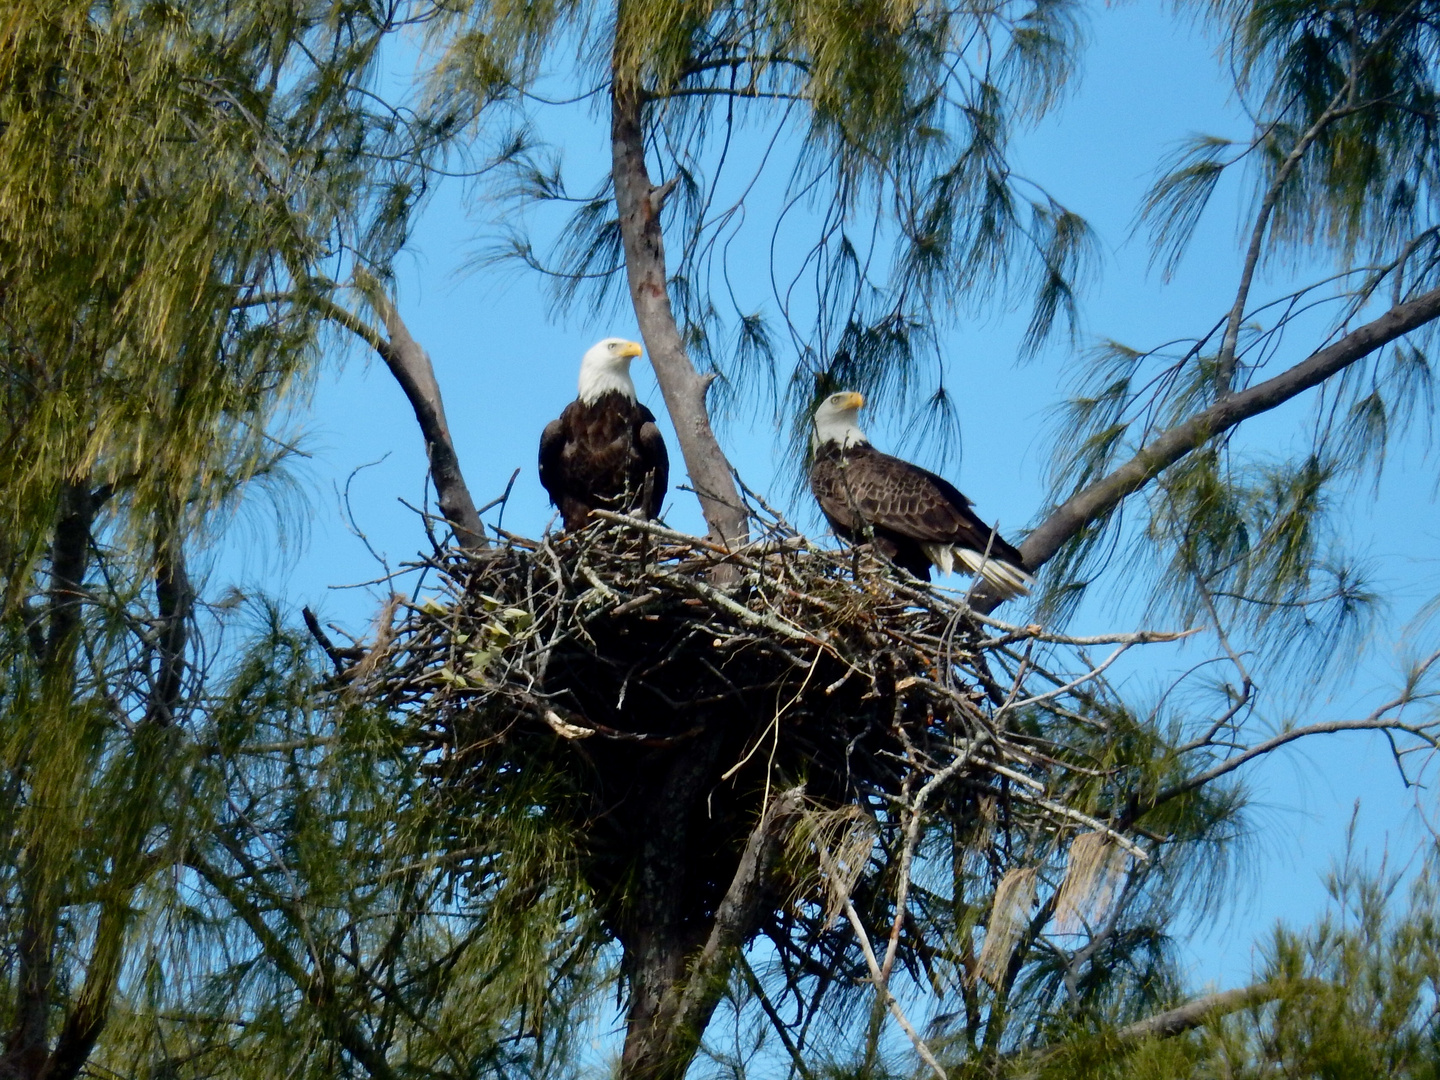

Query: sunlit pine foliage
left=82, top=609, right=603, bottom=1080
left=0, top=2, right=443, bottom=1075
left=1024, top=835, right=1440, bottom=1080
left=425, top=0, right=1094, bottom=476
left=1043, top=0, right=1440, bottom=666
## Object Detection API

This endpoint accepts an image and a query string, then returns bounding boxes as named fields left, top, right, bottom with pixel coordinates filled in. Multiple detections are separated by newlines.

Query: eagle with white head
left=808, top=391, right=1033, bottom=599
left=539, top=338, right=669, bottom=531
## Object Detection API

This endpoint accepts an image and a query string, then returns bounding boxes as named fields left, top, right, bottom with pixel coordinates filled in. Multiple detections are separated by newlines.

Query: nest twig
left=341, top=499, right=1172, bottom=913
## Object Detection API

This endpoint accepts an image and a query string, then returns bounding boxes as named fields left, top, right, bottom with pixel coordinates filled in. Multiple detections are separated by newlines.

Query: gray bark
left=356, top=291, right=487, bottom=549
left=610, top=81, right=748, bottom=549
left=1013, top=981, right=1282, bottom=1078
left=619, top=778, right=803, bottom=1080
left=970, top=284, right=1440, bottom=612
left=1111, top=982, right=1277, bottom=1042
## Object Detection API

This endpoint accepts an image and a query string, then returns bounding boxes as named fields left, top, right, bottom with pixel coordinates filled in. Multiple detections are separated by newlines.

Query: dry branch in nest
left=338, top=503, right=1171, bottom=981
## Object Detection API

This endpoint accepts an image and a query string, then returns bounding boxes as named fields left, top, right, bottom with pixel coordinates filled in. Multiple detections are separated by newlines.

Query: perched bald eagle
left=809, top=391, right=1034, bottom=598
left=539, top=338, right=670, bottom=531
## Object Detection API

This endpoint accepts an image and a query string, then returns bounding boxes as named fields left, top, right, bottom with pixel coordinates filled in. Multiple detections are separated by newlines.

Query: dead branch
left=318, top=282, right=486, bottom=548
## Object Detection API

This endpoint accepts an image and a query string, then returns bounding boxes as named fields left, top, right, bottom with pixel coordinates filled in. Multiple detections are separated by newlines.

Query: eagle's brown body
left=810, top=442, right=1026, bottom=582
left=539, top=391, right=669, bottom=530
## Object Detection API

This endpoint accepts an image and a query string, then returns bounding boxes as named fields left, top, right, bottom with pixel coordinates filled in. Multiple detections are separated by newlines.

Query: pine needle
left=1053, top=830, right=1128, bottom=936
left=975, top=867, right=1038, bottom=988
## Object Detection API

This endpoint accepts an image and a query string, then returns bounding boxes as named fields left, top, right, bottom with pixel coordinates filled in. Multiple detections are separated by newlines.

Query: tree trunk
left=2, top=482, right=101, bottom=1080
left=615, top=726, right=800, bottom=1079
left=617, top=729, right=726, bottom=1080
left=2, top=492, right=195, bottom=1080
left=144, top=543, right=191, bottom=726
left=610, top=78, right=748, bottom=550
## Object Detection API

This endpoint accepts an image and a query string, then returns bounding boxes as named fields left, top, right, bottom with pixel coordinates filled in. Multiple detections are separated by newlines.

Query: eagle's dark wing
left=538, top=415, right=568, bottom=509
left=896, top=460, right=1026, bottom=565
left=810, top=451, right=864, bottom=536
left=636, top=403, right=669, bottom=519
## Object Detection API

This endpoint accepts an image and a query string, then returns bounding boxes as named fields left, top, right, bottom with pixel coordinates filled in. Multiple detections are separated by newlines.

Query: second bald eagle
left=540, top=338, right=669, bottom=531
left=809, top=391, right=1034, bottom=599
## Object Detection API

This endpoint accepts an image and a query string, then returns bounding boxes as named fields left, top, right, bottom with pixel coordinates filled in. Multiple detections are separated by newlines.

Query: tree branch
left=1214, top=98, right=1357, bottom=394
left=1111, top=981, right=1277, bottom=1042
left=43, top=481, right=98, bottom=672
left=319, top=287, right=486, bottom=549
left=143, top=544, right=191, bottom=727
left=843, top=899, right=947, bottom=1080
left=3, top=480, right=107, bottom=1078
left=1125, top=658, right=1440, bottom=826
left=1016, top=980, right=1282, bottom=1075
left=666, top=786, right=804, bottom=1042
left=36, top=897, right=130, bottom=1080
left=611, top=77, right=748, bottom=550
left=1015, top=284, right=1440, bottom=585
left=185, top=848, right=399, bottom=1080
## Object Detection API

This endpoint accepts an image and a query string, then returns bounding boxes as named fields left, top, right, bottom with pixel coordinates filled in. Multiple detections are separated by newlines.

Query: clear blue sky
left=217, top=0, right=1439, bottom=999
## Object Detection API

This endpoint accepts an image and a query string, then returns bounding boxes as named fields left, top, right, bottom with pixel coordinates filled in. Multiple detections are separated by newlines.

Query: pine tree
left=3, top=2, right=1439, bottom=1080
left=0, top=3, right=432, bottom=1076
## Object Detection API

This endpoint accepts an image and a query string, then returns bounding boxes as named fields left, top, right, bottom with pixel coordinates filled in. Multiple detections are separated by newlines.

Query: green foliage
left=0, top=3, right=458, bottom=1076
left=1040, top=0, right=1440, bottom=669
left=442, top=0, right=1094, bottom=470
left=1027, top=838, right=1440, bottom=1080
left=0, top=0, right=420, bottom=562
left=0, top=1, right=1434, bottom=1079
left=86, top=609, right=603, bottom=1080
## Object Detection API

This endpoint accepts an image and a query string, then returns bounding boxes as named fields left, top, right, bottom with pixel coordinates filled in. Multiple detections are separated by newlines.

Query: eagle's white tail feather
left=933, top=545, right=1035, bottom=599
left=920, top=542, right=955, bottom=575
left=954, top=547, right=1034, bottom=598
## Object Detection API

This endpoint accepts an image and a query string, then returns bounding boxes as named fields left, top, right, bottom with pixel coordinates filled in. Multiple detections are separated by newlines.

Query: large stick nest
left=347, top=507, right=1147, bottom=964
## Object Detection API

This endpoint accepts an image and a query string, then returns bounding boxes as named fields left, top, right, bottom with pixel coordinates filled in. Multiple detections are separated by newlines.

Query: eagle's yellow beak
left=618, top=340, right=644, bottom=359
left=842, top=391, right=866, bottom=410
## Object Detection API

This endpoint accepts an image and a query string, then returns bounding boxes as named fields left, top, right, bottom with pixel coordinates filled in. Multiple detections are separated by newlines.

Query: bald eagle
left=539, top=338, right=669, bottom=531
left=809, top=391, right=1034, bottom=598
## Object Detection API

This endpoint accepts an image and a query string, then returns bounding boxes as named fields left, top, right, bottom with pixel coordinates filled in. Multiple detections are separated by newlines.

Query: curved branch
left=185, top=848, right=399, bottom=1080
left=317, top=288, right=486, bottom=549
left=1014, top=981, right=1288, bottom=1076
left=1018, top=284, right=1440, bottom=581
left=1125, top=657, right=1440, bottom=826
left=663, top=786, right=804, bottom=1056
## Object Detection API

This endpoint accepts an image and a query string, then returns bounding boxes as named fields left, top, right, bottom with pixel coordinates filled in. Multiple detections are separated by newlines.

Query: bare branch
left=143, top=545, right=192, bottom=727
left=1016, top=284, right=1440, bottom=586
left=1111, top=981, right=1279, bottom=1042
left=611, top=80, right=748, bottom=549
left=1017, top=980, right=1284, bottom=1073
left=318, top=284, right=486, bottom=549
left=185, top=849, right=399, bottom=1080
left=844, top=899, right=947, bottom=1080
left=1126, top=654, right=1440, bottom=825
left=665, top=787, right=805, bottom=1052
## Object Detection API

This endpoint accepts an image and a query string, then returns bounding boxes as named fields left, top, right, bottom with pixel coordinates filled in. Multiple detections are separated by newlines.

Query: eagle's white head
left=811, top=390, right=869, bottom=450
left=578, top=337, right=645, bottom=403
